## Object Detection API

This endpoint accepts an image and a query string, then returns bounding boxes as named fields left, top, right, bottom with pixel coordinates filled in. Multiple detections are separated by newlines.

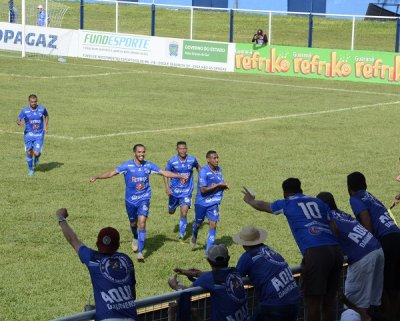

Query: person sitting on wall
left=252, top=29, right=268, bottom=46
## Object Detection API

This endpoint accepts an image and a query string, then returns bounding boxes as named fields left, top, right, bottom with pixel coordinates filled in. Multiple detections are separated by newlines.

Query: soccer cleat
left=190, top=236, right=197, bottom=250
left=137, top=252, right=145, bottom=262
left=131, top=239, right=138, bottom=253
left=179, top=237, right=185, bottom=244
left=28, top=170, right=34, bottom=176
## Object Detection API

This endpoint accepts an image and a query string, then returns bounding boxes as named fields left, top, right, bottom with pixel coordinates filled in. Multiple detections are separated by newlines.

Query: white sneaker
left=137, top=252, right=144, bottom=262
left=131, top=239, right=138, bottom=253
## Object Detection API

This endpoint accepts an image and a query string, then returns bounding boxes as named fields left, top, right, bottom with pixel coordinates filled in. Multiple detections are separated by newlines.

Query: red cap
left=96, top=227, right=120, bottom=254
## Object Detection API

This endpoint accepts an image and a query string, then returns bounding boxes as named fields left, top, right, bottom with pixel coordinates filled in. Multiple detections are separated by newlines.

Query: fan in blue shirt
left=233, top=226, right=300, bottom=321
left=317, top=192, right=384, bottom=321
left=16, top=94, right=49, bottom=176
left=347, top=171, right=400, bottom=321
left=242, top=178, right=342, bottom=321
left=90, top=144, right=188, bottom=262
left=168, top=244, right=249, bottom=321
left=164, top=141, right=200, bottom=241
left=191, top=150, right=229, bottom=254
left=56, top=208, right=138, bottom=321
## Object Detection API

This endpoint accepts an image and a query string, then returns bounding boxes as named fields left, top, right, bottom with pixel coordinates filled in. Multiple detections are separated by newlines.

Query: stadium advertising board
left=78, top=31, right=234, bottom=72
left=0, top=22, right=78, bottom=56
left=235, top=44, right=400, bottom=85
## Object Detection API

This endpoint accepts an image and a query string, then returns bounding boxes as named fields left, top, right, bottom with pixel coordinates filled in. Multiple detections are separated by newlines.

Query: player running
left=16, top=94, right=49, bottom=176
left=90, top=144, right=188, bottom=262
left=164, top=141, right=200, bottom=241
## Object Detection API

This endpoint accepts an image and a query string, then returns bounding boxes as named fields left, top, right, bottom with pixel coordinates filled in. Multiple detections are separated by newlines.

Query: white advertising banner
left=78, top=30, right=235, bottom=72
left=0, top=22, right=78, bottom=56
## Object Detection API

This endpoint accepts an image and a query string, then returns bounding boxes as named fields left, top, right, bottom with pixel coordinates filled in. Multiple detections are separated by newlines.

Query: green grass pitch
left=0, top=53, right=399, bottom=320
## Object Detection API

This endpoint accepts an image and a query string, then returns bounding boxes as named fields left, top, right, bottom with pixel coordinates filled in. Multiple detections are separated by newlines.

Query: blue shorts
left=24, top=137, right=44, bottom=153
left=125, top=200, right=150, bottom=221
left=168, top=195, right=192, bottom=212
left=194, top=204, right=219, bottom=224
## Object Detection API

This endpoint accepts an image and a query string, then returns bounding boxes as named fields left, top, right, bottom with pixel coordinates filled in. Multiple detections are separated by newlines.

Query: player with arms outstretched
left=90, top=144, right=188, bottom=262
left=16, top=94, right=49, bottom=176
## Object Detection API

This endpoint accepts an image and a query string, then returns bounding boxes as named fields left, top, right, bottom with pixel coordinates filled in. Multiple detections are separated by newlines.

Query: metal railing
left=51, top=265, right=347, bottom=321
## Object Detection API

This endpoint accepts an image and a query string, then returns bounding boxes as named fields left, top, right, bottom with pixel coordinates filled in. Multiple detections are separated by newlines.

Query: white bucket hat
left=37, top=5, right=43, bottom=9
left=232, top=226, right=268, bottom=246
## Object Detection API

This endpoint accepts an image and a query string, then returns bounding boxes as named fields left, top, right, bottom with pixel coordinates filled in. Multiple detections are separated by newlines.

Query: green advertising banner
left=183, top=40, right=228, bottom=63
left=235, top=44, right=400, bottom=85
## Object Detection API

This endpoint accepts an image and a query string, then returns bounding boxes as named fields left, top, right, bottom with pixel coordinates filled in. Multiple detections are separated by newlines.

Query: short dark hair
left=176, top=141, right=187, bottom=147
left=316, top=192, right=338, bottom=210
left=347, top=171, right=367, bottom=192
left=282, top=178, right=303, bottom=194
left=28, top=94, right=37, bottom=100
left=257, top=29, right=263, bottom=35
left=133, top=144, right=145, bottom=152
left=206, top=150, right=217, bottom=158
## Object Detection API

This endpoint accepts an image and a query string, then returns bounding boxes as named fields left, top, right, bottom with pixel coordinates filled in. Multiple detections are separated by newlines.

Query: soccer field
left=1, top=54, right=399, bottom=320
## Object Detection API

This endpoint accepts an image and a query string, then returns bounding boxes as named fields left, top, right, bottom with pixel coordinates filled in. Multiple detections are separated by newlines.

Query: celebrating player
left=16, top=94, right=49, bottom=176
left=90, top=144, right=188, bottom=262
left=191, top=150, right=228, bottom=254
left=164, top=141, right=200, bottom=241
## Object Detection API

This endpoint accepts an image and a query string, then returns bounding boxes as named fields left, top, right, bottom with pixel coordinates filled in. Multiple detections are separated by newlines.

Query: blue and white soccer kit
left=79, top=246, right=138, bottom=321
left=116, top=160, right=161, bottom=253
left=37, top=10, right=47, bottom=26
left=18, top=105, right=48, bottom=172
left=193, top=165, right=225, bottom=252
left=165, top=154, right=199, bottom=238
left=193, top=268, right=248, bottom=321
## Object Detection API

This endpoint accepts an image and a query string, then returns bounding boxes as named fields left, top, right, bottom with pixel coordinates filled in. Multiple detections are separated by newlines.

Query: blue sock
left=206, top=229, right=216, bottom=254
left=192, top=221, right=199, bottom=239
left=130, top=220, right=138, bottom=239
left=179, top=217, right=187, bottom=238
left=26, top=156, right=33, bottom=171
left=138, top=229, right=146, bottom=253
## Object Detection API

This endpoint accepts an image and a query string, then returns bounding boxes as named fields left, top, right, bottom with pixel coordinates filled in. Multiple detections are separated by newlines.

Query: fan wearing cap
left=242, top=178, right=343, bottom=321
left=251, top=29, right=268, bottom=46
left=56, top=208, right=138, bottom=321
left=36, top=5, right=49, bottom=27
left=233, top=226, right=300, bottom=321
left=168, top=244, right=249, bottom=321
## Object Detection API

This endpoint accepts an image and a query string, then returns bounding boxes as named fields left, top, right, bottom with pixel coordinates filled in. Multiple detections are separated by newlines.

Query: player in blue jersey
left=55, top=208, right=138, bottom=321
left=164, top=141, right=200, bottom=241
left=347, top=172, right=400, bottom=321
left=16, top=94, right=49, bottom=176
left=317, top=192, right=385, bottom=321
left=90, top=144, right=188, bottom=262
left=168, top=244, right=249, bottom=321
left=233, top=225, right=300, bottom=321
left=242, top=178, right=342, bottom=321
left=191, top=150, right=228, bottom=254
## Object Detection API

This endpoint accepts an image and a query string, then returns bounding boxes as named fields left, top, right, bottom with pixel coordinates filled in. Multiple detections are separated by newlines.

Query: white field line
left=0, top=70, right=145, bottom=79
left=0, top=55, right=399, bottom=97
left=2, top=100, right=397, bottom=141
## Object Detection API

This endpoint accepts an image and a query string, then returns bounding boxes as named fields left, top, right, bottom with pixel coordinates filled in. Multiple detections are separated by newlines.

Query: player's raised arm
left=56, top=208, right=83, bottom=253
left=242, top=187, right=273, bottom=213
left=90, top=169, right=119, bottom=182
left=159, top=169, right=189, bottom=180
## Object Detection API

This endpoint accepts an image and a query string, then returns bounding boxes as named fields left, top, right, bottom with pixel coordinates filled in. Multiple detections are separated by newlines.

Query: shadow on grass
left=36, top=161, right=64, bottom=172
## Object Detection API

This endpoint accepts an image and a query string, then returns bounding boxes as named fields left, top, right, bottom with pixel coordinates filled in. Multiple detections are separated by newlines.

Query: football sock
left=34, top=155, right=40, bottom=166
left=192, top=221, right=199, bottom=239
left=129, top=220, right=138, bottom=239
left=206, top=229, right=216, bottom=254
left=179, top=217, right=187, bottom=238
left=26, top=156, right=33, bottom=171
left=138, top=229, right=146, bottom=253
